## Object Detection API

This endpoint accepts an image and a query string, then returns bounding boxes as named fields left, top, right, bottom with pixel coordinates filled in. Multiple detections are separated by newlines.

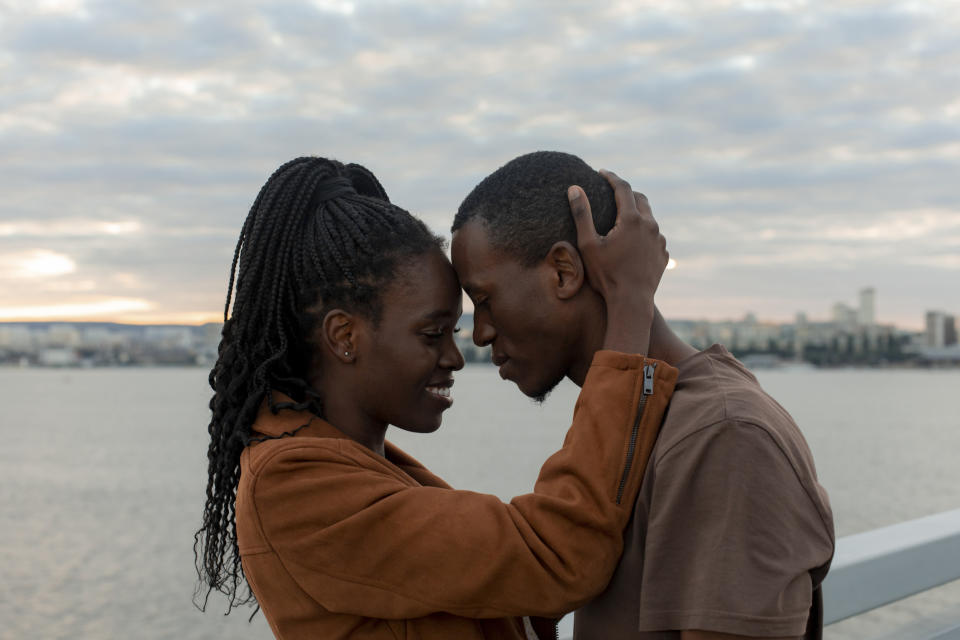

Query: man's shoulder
left=647, top=345, right=832, bottom=533
left=654, top=345, right=807, bottom=465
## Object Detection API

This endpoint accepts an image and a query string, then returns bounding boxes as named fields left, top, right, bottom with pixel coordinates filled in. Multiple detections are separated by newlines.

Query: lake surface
left=1, top=365, right=958, bottom=639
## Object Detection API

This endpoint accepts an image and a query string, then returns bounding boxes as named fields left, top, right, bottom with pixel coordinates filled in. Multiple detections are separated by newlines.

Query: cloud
left=0, top=249, right=76, bottom=278
left=0, top=219, right=142, bottom=237
left=0, top=0, right=958, bottom=327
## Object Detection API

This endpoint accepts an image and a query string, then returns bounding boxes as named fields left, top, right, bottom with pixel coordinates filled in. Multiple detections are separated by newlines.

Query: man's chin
left=518, top=374, right=564, bottom=405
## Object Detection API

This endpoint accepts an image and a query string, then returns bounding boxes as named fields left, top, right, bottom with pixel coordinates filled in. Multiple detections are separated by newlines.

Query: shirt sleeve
left=250, top=352, right=677, bottom=620
left=636, top=420, right=834, bottom=637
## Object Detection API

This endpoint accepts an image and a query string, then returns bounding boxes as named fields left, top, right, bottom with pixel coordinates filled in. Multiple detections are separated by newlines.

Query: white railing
left=558, top=508, right=960, bottom=640
left=822, top=508, right=960, bottom=637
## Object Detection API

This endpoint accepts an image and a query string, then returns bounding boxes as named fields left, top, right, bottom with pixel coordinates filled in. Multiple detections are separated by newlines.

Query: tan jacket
left=236, top=350, right=678, bottom=639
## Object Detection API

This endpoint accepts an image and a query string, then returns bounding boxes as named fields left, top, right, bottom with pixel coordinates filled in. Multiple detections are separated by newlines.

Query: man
left=450, top=151, right=834, bottom=640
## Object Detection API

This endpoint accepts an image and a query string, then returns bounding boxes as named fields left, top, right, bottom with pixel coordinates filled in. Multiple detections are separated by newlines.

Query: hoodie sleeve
left=249, top=351, right=677, bottom=619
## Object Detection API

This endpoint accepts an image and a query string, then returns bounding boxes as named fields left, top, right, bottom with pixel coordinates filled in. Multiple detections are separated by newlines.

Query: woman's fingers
left=599, top=169, right=638, bottom=228
left=567, top=185, right=599, bottom=253
left=567, top=170, right=669, bottom=308
left=634, top=190, right=650, bottom=213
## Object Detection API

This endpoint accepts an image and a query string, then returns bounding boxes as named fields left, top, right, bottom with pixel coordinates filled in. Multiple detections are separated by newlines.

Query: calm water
left=1, top=365, right=958, bottom=639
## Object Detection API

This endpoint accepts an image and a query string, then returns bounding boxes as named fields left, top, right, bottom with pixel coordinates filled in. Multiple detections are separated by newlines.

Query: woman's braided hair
left=194, top=156, right=443, bottom=614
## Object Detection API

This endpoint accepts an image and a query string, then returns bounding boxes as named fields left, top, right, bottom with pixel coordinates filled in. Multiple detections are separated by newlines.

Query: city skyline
left=4, top=292, right=957, bottom=369
left=2, top=1, right=959, bottom=331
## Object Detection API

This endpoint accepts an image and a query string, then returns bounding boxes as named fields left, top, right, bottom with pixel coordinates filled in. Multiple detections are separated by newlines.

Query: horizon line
left=0, top=315, right=930, bottom=332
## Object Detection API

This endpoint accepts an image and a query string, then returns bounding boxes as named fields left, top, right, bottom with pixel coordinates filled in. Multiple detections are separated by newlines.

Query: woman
left=194, top=156, right=676, bottom=639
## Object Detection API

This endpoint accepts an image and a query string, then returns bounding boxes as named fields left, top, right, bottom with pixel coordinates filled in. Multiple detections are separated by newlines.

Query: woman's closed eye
left=422, top=325, right=460, bottom=340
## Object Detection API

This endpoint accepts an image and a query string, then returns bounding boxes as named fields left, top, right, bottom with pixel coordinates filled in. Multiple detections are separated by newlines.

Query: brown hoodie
left=235, top=350, right=678, bottom=639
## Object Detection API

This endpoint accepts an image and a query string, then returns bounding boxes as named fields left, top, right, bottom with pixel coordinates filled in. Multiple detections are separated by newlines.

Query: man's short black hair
left=452, top=151, right=617, bottom=266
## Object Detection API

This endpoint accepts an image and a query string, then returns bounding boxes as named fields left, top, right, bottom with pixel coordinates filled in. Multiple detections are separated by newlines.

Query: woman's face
left=354, top=249, right=465, bottom=433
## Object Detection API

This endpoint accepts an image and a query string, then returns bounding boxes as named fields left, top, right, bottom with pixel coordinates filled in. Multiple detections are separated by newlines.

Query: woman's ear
left=545, top=241, right=586, bottom=300
left=322, top=309, right=358, bottom=363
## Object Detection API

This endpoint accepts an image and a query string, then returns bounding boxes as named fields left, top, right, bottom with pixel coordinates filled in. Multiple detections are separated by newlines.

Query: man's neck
left=566, top=293, right=609, bottom=387
left=569, top=305, right=697, bottom=387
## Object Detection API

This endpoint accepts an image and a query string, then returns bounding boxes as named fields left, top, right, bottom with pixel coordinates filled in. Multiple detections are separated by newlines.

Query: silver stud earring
left=344, top=351, right=350, bottom=356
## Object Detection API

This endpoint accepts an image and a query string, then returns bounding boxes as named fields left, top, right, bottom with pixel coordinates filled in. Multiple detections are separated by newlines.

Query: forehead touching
left=381, top=249, right=462, bottom=322
left=451, top=219, right=531, bottom=297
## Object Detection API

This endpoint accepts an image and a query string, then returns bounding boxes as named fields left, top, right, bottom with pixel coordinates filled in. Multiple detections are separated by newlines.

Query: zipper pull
left=643, top=363, right=656, bottom=395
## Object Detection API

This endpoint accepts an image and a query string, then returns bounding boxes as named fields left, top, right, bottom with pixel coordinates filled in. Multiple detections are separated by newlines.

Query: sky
left=1, top=0, right=957, bottom=330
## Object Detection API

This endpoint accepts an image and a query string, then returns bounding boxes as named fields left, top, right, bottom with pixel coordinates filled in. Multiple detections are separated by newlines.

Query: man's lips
left=492, top=353, right=514, bottom=381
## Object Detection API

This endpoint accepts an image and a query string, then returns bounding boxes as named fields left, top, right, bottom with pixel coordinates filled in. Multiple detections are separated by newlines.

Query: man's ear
left=544, top=241, right=586, bottom=300
left=321, top=309, right=360, bottom=363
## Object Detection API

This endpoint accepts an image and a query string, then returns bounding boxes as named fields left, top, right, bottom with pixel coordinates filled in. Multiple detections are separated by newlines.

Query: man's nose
left=473, top=318, right=496, bottom=347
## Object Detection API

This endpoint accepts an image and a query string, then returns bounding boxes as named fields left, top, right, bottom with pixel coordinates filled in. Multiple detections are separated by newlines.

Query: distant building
left=926, top=311, right=958, bottom=348
left=0, top=325, right=34, bottom=350
left=45, top=324, right=80, bottom=347
left=38, top=347, right=79, bottom=367
left=832, top=302, right=857, bottom=331
left=858, top=287, right=876, bottom=327
left=144, top=326, right=194, bottom=349
left=202, top=323, right=223, bottom=346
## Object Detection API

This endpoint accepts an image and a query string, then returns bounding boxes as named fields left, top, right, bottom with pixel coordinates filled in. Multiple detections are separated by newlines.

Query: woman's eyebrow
left=420, top=309, right=455, bottom=321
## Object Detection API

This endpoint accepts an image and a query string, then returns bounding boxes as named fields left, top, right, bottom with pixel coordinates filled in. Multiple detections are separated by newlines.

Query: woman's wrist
left=602, top=301, right=655, bottom=354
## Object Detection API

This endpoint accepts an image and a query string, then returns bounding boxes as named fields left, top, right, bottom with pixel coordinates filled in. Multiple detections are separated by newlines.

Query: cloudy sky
left=1, top=0, right=957, bottom=329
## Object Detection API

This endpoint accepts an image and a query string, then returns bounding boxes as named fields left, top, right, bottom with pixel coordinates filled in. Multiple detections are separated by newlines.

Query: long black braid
left=194, top=156, right=444, bottom=614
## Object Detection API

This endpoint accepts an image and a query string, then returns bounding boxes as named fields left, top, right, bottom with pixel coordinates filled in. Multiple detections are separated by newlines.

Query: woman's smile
left=425, top=379, right=454, bottom=406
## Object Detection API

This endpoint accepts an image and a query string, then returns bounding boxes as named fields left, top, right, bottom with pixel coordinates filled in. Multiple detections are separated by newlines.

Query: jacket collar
left=252, top=391, right=338, bottom=439
left=250, top=391, right=451, bottom=489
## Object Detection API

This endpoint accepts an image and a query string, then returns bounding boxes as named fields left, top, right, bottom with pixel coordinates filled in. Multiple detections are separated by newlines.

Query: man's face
left=451, top=219, right=573, bottom=400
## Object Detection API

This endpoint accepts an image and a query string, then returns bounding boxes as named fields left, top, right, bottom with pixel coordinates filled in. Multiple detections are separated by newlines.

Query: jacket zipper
left=528, top=617, right=559, bottom=640
left=615, top=362, right=656, bottom=504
